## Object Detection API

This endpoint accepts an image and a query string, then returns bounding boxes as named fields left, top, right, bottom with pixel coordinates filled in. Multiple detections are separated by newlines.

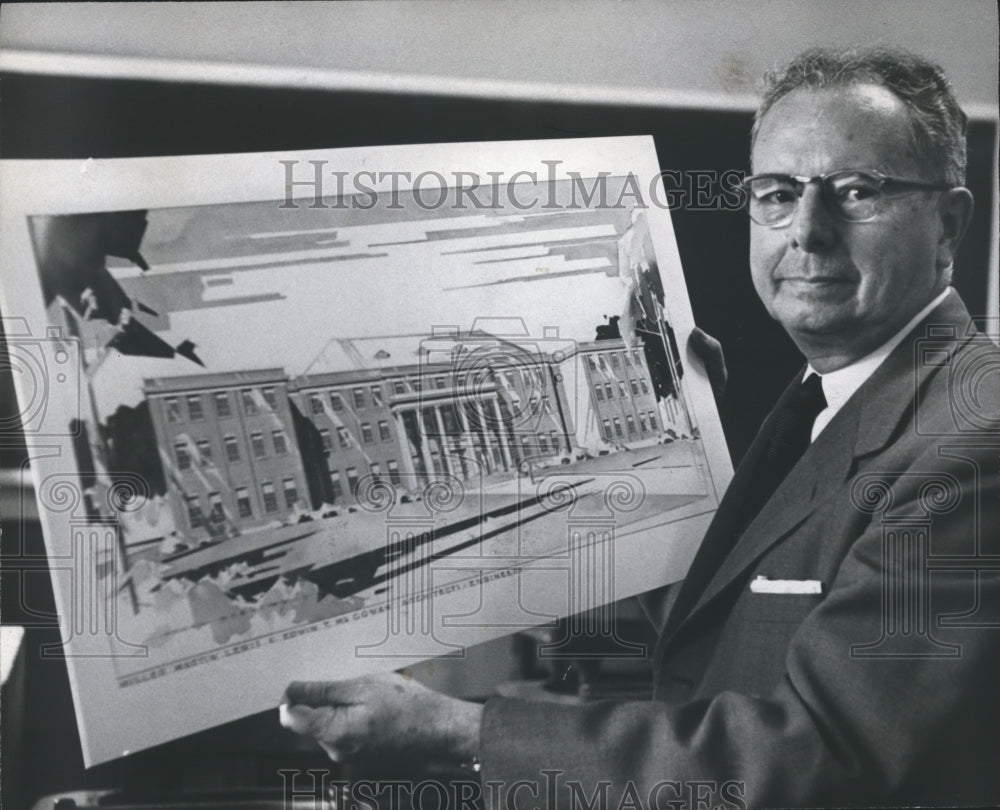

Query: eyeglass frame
left=740, top=169, right=955, bottom=228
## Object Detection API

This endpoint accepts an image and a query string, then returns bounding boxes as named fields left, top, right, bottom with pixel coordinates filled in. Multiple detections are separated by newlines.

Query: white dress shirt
left=807, top=287, right=952, bottom=442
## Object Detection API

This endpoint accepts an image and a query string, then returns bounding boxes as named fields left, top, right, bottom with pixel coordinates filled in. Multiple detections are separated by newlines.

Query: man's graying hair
left=752, top=46, right=968, bottom=185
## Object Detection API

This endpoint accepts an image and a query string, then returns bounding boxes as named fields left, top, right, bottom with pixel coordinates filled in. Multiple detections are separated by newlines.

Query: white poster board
left=0, top=136, right=731, bottom=765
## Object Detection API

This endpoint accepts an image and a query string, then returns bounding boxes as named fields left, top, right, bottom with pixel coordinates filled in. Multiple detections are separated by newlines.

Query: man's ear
left=936, top=186, right=974, bottom=270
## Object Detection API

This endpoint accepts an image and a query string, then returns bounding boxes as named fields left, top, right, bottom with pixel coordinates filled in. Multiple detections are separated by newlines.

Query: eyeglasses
left=741, top=169, right=953, bottom=227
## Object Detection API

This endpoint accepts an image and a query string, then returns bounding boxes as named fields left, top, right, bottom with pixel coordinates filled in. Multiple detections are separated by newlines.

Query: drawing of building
left=291, top=332, right=576, bottom=501
left=141, top=325, right=687, bottom=545
left=144, top=368, right=310, bottom=542
left=577, top=337, right=689, bottom=445
left=289, top=367, right=412, bottom=506
left=485, top=349, right=575, bottom=468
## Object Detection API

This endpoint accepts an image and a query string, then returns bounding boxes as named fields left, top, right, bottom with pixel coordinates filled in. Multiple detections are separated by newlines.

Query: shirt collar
left=805, top=286, right=953, bottom=414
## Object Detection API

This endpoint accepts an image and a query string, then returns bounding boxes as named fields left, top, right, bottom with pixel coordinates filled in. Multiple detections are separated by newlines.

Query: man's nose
left=789, top=184, right=837, bottom=252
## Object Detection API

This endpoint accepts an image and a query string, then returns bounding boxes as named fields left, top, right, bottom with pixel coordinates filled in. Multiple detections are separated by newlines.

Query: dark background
left=1, top=72, right=995, bottom=808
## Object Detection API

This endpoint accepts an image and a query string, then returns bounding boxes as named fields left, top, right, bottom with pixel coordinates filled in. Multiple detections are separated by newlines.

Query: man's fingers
left=279, top=702, right=315, bottom=734
left=280, top=703, right=348, bottom=762
left=689, top=327, right=724, bottom=366
left=285, top=673, right=410, bottom=709
left=689, top=327, right=728, bottom=400
left=279, top=703, right=331, bottom=742
left=279, top=702, right=342, bottom=746
left=283, top=679, right=353, bottom=708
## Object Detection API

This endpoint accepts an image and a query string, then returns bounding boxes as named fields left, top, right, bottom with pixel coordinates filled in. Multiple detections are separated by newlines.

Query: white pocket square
left=750, top=576, right=823, bottom=595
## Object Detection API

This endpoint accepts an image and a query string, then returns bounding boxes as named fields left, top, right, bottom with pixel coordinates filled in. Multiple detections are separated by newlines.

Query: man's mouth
left=778, top=276, right=853, bottom=288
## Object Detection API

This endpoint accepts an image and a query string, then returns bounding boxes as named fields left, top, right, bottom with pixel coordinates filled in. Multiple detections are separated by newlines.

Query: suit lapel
left=657, top=290, right=976, bottom=651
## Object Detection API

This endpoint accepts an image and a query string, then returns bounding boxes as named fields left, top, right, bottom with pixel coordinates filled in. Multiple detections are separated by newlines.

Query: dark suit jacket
left=480, top=290, right=1000, bottom=808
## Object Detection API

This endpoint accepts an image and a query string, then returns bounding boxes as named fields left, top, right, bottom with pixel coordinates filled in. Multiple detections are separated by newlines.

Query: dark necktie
left=736, top=372, right=827, bottom=532
left=659, top=372, right=828, bottom=642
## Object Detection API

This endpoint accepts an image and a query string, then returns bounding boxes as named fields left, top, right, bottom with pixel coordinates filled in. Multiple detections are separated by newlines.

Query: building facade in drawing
left=144, top=368, right=310, bottom=542
left=143, top=326, right=687, bottom=545
left=291, top=331, right=576, bottom=505
left=575, top=337, right=688, bottom=447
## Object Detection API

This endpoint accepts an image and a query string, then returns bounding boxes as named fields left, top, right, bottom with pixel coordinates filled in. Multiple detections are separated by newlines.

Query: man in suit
left=280, top=47, right=999, bottom=807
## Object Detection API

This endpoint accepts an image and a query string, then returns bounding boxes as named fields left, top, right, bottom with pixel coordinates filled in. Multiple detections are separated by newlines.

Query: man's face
left=749, top=84, right=950, bottom=369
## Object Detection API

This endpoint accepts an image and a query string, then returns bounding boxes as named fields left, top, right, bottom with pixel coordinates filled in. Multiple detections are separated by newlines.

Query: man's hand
left=280, top=673, right=483, bottom=765
left=689, top=327, right=727, bottom=403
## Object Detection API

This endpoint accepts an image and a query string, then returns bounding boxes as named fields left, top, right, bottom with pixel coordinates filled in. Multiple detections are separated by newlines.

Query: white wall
left=1, top=0, right=996, bottom=116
